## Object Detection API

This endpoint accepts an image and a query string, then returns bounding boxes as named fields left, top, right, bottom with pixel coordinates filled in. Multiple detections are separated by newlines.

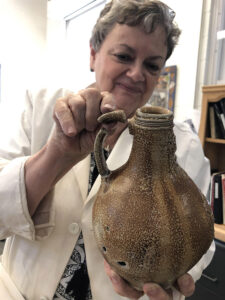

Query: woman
left=0, top=0, right=214, bottom=299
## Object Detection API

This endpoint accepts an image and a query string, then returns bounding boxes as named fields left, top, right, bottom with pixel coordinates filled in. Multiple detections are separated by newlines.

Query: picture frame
left=148, top=65, right=177, bottom=112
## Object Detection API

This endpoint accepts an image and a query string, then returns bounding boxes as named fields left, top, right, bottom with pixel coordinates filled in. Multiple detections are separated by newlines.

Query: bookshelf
left=198, top=84, right=225, bottom=243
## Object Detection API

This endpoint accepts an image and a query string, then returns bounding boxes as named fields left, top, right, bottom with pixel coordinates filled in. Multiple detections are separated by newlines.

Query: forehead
left=101, top=24, right=167, bottom=59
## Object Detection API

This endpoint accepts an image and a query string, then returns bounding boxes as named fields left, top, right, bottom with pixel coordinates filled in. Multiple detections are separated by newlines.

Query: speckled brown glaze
left=92, top=106, right=214, bottom=291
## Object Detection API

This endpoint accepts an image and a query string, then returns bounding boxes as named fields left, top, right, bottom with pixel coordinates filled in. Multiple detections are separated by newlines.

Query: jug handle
left=94, top=110, right=127, bottom=177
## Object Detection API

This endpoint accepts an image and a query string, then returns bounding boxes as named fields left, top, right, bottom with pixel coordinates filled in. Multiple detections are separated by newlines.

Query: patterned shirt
left=53, top=151, right=109, bottom=300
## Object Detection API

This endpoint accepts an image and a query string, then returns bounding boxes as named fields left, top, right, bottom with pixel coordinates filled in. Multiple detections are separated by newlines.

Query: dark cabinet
left=187, top=239, right=225, bottom=300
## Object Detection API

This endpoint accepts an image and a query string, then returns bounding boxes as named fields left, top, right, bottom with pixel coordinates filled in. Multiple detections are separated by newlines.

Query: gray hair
left=90, top=0, right=181, bottom=60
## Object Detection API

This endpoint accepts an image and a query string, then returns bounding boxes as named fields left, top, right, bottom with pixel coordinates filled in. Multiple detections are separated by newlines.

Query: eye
left=145, top=62, right=160, bottom=74
left=114, top=53, right=132, bottom=63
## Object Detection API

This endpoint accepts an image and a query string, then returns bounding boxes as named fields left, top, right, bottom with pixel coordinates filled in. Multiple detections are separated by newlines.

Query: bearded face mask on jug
left=92, top=106, right=214, bottom=291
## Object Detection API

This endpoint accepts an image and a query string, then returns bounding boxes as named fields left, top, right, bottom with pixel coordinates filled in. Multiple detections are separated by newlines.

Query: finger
left=54, top=97, right=77, bottom=136
left=100, top=91, right=124, bottom=132
left=67, top=94, right=86, bottom=134
left=79, top=88, right=102, bottom=132
left=104, top=261, right=143, bottom=299
left=143, top=283, right=172, bottom=300
left=100, top=91, right=117, bottom=114
left=176, top=274, right=195, bottom=297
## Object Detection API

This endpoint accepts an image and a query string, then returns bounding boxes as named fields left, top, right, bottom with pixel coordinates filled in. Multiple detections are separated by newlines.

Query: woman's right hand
left=50, top=87, right=116, bottom=165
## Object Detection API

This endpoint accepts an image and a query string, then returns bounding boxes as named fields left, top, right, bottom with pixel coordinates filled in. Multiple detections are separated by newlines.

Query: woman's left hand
left=104, top=260, right=195, bottom=299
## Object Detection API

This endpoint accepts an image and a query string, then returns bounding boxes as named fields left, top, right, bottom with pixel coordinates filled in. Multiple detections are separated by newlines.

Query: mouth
left=116, top=82, right=143, bottom=94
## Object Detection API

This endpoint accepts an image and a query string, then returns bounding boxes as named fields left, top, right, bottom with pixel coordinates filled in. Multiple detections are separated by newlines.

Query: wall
left=0, top=0, right=47, bottom=112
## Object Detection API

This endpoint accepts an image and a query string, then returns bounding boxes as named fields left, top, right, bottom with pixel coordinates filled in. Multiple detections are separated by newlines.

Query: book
left=210, top=172, right=216, bottom=210
left=218, top=98, right=225, bottom=117
left=222, top=173, right=225, bottom=225
left=213, top=172, right=223, bottom=224
left=214, top=102, right=225, bottom=139
left=209, top=104, right=216, bottom=138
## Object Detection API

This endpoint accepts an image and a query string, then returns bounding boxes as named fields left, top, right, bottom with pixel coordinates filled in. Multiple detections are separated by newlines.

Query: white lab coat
left=0, top=88, right=215, bottom=300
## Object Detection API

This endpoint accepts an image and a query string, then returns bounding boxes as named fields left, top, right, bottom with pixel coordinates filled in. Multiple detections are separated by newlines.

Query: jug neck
left=128, top=106, right=177, bottom=170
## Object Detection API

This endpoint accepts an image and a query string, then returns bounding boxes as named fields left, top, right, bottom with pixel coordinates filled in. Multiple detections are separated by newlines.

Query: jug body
left=92, top=106, right=214, bottom=290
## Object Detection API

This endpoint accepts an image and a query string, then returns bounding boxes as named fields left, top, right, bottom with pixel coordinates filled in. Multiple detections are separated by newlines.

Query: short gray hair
left=90, top=0, right=181, bottom=60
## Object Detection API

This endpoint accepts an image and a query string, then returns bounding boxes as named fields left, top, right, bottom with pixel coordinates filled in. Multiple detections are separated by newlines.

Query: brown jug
left=92, top=106, right=214, bottom=290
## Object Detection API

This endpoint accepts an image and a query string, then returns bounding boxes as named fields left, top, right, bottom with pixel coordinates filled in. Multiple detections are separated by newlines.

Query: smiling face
left=90, top=24, right=168, bottom=118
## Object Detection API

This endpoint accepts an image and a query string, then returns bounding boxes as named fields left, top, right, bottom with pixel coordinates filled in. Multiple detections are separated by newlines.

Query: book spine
left=214, top=103, right=225, bottom=139
left=210, top=173, right=215, bottom=210
left=219, top=98, right=225, bottom=116
left=222, top=173, right=225, bottom=225
left=209, top=105, right=216, bottom=138
left=213, top=174, right=223, bottom=224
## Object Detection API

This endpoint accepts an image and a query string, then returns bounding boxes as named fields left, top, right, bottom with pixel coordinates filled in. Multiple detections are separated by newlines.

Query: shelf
left=215, top=224, right=225, bottom=243
left=198, top=85, right=225, bottom=243
left=205, top=138, right=225, bottom=144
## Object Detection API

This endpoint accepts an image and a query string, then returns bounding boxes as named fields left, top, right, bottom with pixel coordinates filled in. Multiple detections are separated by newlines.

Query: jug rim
left=136, top=106, right=173, bottom=119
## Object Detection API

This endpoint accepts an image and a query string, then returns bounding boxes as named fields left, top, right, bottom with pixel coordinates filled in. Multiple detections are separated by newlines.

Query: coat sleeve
left=173, top=121, right=215, bottom=291
left=0, top=89, right=62, bottom=241
left=0, top=90, right=36, bottom=240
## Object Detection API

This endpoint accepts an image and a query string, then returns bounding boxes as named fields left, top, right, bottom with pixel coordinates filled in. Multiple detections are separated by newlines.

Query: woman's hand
left=104, top=260, right=195, bottom=299
left=51, top=88, right=116, bottom=164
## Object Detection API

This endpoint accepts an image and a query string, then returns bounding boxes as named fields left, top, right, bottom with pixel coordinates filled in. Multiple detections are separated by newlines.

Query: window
left=64, top=0, right=107, bottom=89
left=205, top=0, right=225, bottom=85
left=194, top=0, right=225, bottom=109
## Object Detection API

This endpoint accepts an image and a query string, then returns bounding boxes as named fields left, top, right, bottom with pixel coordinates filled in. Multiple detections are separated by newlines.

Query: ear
left=90, top=43, right=97, bottom=71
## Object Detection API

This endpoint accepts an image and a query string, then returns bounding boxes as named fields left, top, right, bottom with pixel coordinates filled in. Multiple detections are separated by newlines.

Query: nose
left=126, top=62, right=145, bottom=82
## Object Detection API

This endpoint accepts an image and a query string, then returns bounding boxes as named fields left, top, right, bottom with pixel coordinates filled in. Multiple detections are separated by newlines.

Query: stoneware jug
left=92, top=106, right=214, bottom=290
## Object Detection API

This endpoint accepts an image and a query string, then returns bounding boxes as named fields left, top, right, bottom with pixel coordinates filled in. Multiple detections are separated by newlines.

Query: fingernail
left=67, top=126, right=76, bottom=135
left=104, top=103, right=116, bottom=110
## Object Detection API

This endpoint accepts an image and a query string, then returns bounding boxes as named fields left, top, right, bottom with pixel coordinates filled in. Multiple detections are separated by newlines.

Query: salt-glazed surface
left=93, top=106, right=214, bottom=290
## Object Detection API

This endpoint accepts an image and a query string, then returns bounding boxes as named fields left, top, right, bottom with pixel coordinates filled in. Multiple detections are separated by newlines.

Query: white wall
left=0, top=0, right=47, bottom=111
left=45, top=16, right=66, bottom=87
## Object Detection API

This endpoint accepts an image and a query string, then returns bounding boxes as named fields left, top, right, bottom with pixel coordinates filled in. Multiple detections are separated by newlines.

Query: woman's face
left=90, top=24, right=168, bottom=118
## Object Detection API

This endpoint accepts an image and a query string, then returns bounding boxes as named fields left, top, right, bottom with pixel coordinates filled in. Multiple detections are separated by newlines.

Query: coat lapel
left=72, top=155, right=90, bottom=202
